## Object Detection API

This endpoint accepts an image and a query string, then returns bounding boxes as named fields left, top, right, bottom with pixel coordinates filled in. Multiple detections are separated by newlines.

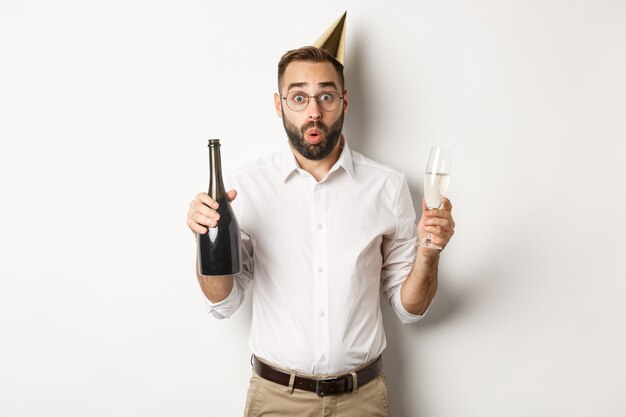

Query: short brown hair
left=277, top=46, right=345, bottom=93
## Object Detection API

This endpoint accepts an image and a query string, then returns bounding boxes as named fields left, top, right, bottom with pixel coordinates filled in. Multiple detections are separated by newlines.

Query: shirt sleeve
left=203, top=173, right=254, bottom=319
left=380, top=176, right=426, bottom=324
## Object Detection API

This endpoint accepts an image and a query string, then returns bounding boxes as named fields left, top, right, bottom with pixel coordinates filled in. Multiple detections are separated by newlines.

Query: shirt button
left=319, top=311, right=325, bottom=317
left=320, top=355, right=326, bottom=362
left=317, top=224, right=323, bottom=230
left=318, top=267, right=324, bottom=273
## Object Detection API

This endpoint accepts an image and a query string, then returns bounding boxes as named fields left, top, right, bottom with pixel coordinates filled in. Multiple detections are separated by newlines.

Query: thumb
left=421, top=197, right=428, bottom=213
left=226, top=189, right=238, bottom=202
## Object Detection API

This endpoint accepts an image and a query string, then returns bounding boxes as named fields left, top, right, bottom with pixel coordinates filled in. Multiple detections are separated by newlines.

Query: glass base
left=418, top=236, right=443, bottom=250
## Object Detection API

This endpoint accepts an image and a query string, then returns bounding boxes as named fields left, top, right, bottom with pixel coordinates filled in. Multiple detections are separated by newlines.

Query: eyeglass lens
left=286, top=91, right=341, bottom=111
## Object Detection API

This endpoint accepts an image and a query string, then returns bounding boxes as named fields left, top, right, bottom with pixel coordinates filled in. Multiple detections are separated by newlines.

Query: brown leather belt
left=252, top=356, right=382, bottom=397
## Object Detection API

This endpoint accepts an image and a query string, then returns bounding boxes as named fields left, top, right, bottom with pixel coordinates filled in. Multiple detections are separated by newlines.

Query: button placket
left=312, top=182, right=330, bottom=374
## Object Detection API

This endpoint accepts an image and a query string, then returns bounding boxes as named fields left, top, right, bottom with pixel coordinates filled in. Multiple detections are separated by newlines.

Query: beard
left=282, top=111, right=344, bottom=161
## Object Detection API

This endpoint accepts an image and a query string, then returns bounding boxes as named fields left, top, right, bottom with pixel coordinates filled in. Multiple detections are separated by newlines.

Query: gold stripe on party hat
left=312, top=11, right=347, bottom=65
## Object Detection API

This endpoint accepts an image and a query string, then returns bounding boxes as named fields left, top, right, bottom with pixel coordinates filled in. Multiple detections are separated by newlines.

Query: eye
left=320, top=93, right=333, bottom=102
left=291, top=93, right=306, bottom=103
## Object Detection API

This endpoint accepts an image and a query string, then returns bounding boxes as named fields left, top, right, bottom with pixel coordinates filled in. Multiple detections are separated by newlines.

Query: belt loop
left=350, top=371, right=358, bottom=393
left=287, top=372, right=296, bottom=395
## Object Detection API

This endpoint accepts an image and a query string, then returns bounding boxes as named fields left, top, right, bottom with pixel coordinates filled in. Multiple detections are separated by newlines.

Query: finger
left=424, top=215, right=450, bottom=226
left=442, top=197, right=453, bottom=211
left=191, top=201, right=220, bottom=220
left=193, top=212, right=219, bottom=228
left=422, top=225, right=442, bottom=235
left=226, top=189, right=238, bottom=202
left=196, top=192, right=219, bottom=209
left=422, top=226, right=452, bottom=246
left=428, top=206, right=454, bottom=220
left=426, top=203, right=451, bottom=219
left=422, top=220, right=453, bottom=236
left=190, top=222, right=208, bottom=235
left=187, top=217, right=208, bottom=234
left=427, top=222, right=455, bottom=238
left=423, top=226, right=450, bottom=239
left=422, top=200, right=447, bottom=218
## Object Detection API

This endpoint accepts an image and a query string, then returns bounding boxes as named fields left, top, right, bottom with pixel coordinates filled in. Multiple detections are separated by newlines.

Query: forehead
left=281, top=61, right=341, bottom=91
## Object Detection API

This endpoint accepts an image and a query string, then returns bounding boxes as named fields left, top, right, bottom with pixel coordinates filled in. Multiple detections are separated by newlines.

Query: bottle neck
left=208, top=144, right=226, bottom=201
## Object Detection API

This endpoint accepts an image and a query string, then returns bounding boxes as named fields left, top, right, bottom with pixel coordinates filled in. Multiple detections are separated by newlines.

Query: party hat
left=312, top=11, right=347, bottom=65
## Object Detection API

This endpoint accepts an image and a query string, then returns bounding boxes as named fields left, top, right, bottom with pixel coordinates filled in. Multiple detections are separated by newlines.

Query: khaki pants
left=243, top=370, right=392, bottom=417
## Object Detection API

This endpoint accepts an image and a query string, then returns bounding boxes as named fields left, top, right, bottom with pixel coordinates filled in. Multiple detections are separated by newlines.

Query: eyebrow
left=286, top=81, right=339, bottom=92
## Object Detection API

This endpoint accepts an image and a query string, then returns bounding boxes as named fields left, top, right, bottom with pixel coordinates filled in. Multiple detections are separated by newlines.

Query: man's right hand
left=187, top=190, right=238, bottom=234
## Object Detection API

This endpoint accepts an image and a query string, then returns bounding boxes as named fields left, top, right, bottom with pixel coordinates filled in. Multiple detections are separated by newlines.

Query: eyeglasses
left=281, top=91, right=344, bottom=112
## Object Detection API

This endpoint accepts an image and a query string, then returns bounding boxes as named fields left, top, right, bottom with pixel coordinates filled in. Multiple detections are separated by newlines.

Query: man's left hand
left=417, top=197, right=455, bottom=254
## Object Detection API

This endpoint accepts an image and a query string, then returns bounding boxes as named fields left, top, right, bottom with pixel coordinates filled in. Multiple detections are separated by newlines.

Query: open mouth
left=305, top=128, right=323, bottom=144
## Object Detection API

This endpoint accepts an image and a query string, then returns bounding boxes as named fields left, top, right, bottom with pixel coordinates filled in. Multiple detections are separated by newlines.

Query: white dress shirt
left=205, top=139, right=425, bottom=375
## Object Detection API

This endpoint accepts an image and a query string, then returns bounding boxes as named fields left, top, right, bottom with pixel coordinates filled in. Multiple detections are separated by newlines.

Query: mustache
left=301, top=120, right=328, bottom=133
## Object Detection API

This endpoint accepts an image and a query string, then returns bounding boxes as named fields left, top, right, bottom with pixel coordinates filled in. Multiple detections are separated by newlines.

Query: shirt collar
left=279, top=143, right=300, bottom=182
left=333, top=136, right=355, bottom=180
left=279, top=135, right=355, bottom=183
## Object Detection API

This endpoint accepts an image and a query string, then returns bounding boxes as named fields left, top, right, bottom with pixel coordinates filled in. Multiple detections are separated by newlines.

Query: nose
left=306, top=98, right=322, bottom=120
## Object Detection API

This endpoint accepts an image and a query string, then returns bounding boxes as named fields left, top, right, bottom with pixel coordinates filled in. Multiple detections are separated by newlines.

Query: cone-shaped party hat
left=312, top=11, right=347, bottom=65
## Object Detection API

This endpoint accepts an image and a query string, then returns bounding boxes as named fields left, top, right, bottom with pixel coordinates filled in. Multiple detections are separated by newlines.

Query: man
left=186, top=16, right=455, bottom=417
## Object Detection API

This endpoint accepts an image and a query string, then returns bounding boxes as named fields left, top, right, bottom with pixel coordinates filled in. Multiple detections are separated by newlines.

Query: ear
left=342, top=89, right=349, bottom=114
left=274, top=93, right=283, bottom=118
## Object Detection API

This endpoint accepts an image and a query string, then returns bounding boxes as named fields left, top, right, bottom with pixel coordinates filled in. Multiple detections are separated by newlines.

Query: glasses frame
left=281, top=91, right=344, bottom=112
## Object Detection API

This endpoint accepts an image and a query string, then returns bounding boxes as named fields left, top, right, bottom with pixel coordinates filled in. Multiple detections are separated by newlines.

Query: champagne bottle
left=197, top=139, right=242, bottom=276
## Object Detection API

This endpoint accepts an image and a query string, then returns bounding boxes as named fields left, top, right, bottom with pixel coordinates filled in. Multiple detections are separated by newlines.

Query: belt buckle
left=315, top=376, right=350, bottom=397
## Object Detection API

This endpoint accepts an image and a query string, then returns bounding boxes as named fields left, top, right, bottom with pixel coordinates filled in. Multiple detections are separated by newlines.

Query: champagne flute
left=420, top=146, right=452, bottom=250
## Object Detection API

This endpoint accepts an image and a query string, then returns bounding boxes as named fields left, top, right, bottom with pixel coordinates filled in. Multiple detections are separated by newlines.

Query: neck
left=292, top=135, right=345, bottom=182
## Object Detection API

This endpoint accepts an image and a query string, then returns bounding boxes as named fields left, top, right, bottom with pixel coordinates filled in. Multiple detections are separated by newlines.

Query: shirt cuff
left=391, top=288, right=430, bottom=324
left=202, top=282, right=240, bottom=320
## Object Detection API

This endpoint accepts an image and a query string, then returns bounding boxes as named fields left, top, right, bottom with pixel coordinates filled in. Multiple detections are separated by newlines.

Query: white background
left=1, top=1, right=625, bottom=416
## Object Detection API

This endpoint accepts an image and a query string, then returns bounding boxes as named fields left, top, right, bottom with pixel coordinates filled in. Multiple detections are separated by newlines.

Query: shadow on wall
left=383, top=180, right=471, bottom=416
left=343, top=30, right=370, bottom=155
left=343, top=26, right=470, bottom=417
left=380, top=252, right=509, bottom=416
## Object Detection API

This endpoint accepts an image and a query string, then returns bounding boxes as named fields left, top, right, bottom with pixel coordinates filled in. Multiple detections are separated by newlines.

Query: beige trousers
left=243, top=370, right=392, bottom=417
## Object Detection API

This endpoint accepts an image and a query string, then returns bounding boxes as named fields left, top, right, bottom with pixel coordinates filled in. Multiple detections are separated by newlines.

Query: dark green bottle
left=197, top=139, right=242, bottom=276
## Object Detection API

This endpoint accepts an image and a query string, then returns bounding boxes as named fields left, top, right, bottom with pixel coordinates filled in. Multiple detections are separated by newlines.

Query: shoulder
left=350, top=150, right=416, bottom=222
left=227, top=150, right=283, bottom=182
left=350, top=149, right=407, bottom=185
